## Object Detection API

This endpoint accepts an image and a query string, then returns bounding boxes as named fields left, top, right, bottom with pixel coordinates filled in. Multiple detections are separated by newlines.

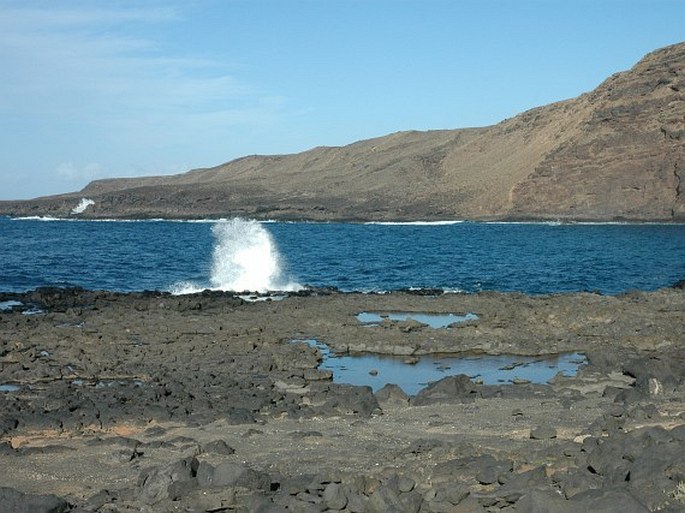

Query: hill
left=1, top=42, right=683, bottom=222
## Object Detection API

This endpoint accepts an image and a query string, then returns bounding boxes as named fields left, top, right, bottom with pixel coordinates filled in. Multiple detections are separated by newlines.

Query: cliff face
left=1, top=42, right=683, bottom=221
left=510, top=43, right=685, bottom=220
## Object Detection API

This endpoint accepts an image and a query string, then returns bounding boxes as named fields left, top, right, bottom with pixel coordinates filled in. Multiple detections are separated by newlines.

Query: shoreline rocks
left=1, top=287, right=683, bottom=511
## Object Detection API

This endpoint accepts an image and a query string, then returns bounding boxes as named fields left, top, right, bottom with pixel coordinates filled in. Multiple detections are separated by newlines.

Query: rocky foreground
left=0, top=286, right=684, bottom=512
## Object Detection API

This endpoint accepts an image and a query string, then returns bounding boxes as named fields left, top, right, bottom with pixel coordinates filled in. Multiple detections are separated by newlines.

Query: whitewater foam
left=364, top=220, right=465, bottom=226
left=171, top=218, right=302, bottom=295
left=72, top=198, right=95, bottom=214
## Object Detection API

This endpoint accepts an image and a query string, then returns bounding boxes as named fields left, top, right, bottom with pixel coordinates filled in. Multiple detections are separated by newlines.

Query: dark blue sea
left=1, top=216, right=683, bottom=295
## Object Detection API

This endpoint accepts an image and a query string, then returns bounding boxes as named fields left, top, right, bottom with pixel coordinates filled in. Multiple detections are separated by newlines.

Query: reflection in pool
left=292, top=339, right=586, bottom=395
left=356, top=311, right=478, bottom=328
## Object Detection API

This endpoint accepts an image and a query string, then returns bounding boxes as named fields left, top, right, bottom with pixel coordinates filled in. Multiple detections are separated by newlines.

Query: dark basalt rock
left=671, top=278, right=685, bottom=289
left=375, top=383, right=410, bottom=407
left=0, top=487, right=68, bottom=513
left=307, top=383, right=381, bottom=417
left=200, top=439, right=235, bottom=455
left=196, top=461, right=271, bottom=490
left=432, top=454, right=513, bottom=486
left=411, top=374, right=479, bottom=406
left=137, top=456, right=199, bottom=505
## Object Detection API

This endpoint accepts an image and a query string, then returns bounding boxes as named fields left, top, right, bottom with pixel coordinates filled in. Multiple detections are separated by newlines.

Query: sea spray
left=172, top=218, right=302, bottom=294
left=71, top=198, right=95, bottom=214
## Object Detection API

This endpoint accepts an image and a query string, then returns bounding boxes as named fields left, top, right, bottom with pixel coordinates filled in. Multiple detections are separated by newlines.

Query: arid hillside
left=1, top=42, right=683, bottom=221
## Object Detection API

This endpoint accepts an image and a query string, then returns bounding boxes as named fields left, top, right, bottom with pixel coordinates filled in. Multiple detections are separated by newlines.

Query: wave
left=364, top=220, right=466, bottom=226
left=171, top=218, right=303, bottom=295
left=71, top=198, right=95, bottom=214
left=11, top=215, right=69, bottom=222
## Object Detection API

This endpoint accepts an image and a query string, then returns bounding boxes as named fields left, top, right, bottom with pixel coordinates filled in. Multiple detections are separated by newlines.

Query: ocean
left=0, top=216, right=683, bottom=295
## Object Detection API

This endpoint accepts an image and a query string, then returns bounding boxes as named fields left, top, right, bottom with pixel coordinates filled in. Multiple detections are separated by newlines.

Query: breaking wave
left=72, top=198, right=95, bottom=214
left=171, top=218, right=302, bottom=295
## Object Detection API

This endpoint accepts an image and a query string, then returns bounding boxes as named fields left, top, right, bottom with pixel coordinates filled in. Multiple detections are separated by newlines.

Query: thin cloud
left=0, top=4, right=180, bottom=28
left=0, top=2, right=279, bottom=129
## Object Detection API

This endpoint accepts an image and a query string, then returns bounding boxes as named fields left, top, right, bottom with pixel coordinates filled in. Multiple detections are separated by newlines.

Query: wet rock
left=411, top=374, right=479, bottom=406
left=0, top=487, right=68, bottom=513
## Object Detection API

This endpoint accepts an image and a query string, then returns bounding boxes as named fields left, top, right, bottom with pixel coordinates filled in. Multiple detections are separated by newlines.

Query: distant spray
left=71, top=198, right=95, bottom=214
left=172, top=218, right=301, bottom=294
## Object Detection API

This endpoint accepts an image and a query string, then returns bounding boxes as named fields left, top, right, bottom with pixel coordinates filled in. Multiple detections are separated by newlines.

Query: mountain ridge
left=1, top=42, right=683, bottom=222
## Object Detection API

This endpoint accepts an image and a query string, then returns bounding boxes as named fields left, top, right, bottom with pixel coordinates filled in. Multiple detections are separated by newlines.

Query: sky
left=0, top=0, right=683, bottom=200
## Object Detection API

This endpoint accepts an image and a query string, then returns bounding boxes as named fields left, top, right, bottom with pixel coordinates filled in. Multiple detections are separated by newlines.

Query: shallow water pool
left=292, top=339, right=586, bottom=395
left=356, top=311, right=478, bottom=328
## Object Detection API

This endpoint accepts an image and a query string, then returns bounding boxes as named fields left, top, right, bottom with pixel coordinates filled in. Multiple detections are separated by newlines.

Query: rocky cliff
left=1, top=42, right=683, bottom=221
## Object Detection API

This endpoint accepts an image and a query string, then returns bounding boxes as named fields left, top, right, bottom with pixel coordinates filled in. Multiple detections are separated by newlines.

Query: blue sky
left=0, top=0, right=683, bottom=200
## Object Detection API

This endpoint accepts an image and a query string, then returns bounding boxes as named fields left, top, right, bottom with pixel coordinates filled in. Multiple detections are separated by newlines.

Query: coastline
left=1, top=286, right=683, bottom=511
left=5, top=213, right=685, bottom=225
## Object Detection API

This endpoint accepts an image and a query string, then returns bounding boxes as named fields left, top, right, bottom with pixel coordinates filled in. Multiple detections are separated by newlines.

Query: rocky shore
left=1, top=286, right=684, bottom=512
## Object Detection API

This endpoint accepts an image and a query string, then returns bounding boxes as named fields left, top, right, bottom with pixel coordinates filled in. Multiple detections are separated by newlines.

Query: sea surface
left=1, top=216, right=684, bottom=295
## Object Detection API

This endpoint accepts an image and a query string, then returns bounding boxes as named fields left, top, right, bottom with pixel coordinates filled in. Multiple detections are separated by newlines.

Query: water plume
left=71, top=198, right=95, bottom=214
left=172, top=218, right=301, bottom=294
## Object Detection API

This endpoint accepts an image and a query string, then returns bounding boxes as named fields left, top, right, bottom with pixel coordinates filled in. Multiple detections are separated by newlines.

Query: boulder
left=568, top=488, right=649, bottom=512
left=375, top=383, right=410, bottom=407
left=322, top=482, right=348, bottom=510
left=201, top=439, right=235, bottom=455
left=412, top=374, right=479, bottom=406
left=0, top=487, right=68, bottom=513
left=196, top=461, right=271, bottom=491
left=137, top=456, right=199, bottom=505
left=432, top=454, right=513, bottom=486
left=307, top=383, right=381, bottom=417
